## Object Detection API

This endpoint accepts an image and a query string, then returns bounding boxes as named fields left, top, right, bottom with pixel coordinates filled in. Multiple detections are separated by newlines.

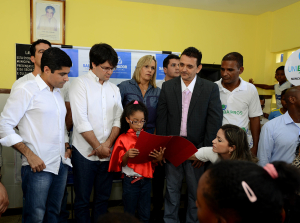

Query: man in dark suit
left=156, top=47, right=223, bottom=223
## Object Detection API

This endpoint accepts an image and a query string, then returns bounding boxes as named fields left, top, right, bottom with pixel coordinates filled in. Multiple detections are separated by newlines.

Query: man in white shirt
left=216, top=52, right=262, bottom=155
left=69, top=43, right=123, bottom=222
left=0, top=48, right=72, bottom=222
left=11, top=40, right=72, bottom=129
left=156, top=54, right=180, bottom=89
left=11, top=39, right=51, bottom=93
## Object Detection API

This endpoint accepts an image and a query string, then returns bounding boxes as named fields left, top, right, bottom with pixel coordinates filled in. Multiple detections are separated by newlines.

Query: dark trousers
left=152, top=164, right=165, bottom=214
left=123, top=175, right=152, bottom=223
left=72, top=147, right=113, bottom=223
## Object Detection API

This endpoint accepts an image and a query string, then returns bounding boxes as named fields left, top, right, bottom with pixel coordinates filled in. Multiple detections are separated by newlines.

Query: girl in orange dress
left=108, top=100, right=164, bottom=223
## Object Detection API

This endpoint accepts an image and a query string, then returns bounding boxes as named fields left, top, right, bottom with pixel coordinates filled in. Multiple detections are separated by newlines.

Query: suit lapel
left=174, top=78, right=182, bottom=118
left=188, top=76, right=203, bottom=120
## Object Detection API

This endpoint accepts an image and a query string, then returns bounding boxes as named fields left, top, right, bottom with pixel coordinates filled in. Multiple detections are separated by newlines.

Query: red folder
left=129, top=131, right=198, bottom=167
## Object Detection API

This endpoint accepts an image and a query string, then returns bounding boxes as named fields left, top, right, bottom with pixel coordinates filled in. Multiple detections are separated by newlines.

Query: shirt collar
left=35, top=75, right=60, bottom=92
left=88, top=70, right=109, bottom=85
left=129, top=78, right=153, bottom=89
left=216, top=77, right=247, bottom=92
left=181, top=75, right=197, bottom=93
left=283, top=111, right=296, bottom=125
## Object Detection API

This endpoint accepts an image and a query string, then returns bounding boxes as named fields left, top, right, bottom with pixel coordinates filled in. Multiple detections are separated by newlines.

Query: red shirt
left=108, top=129, right=156, bottom=178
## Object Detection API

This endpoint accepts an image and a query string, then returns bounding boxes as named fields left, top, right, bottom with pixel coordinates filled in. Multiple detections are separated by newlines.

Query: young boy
left=268, top=89, right=288, bottom=120
left=249, top=66, right=292, bottom=108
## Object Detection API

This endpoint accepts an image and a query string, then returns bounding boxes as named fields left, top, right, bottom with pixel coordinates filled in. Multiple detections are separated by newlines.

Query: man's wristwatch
left=0, top=174, right=2, bottom=182
left=66, top=147, right=72, bottom=152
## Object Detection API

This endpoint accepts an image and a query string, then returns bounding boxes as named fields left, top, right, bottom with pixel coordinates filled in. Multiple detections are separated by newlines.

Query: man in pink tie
left=156, top=47, right=223, bottom=223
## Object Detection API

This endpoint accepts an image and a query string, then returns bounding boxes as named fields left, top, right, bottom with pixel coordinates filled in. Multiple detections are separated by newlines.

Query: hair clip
left=241, top=181, right=257, bottom=203
left=133, top=100, right=139, bottom=104
left=263, top=163, right=278, bottom=179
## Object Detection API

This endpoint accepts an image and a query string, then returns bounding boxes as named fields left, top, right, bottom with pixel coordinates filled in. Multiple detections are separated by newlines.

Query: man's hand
left=0, top=183, right=9, bottom=217
left=191, top=160, right=205, bottom=168
left=250, top=146, right=258, bottom=156
left=249, top=78, right=254, bottom=84
left=64, top=143, right=72, bottom=159
left=88, top=145, right=111, bottom=159
left=27, top=151, right=46, bottom=172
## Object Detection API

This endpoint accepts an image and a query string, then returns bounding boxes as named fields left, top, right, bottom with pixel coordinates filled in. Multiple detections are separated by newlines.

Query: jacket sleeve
left=156, top=83, right=168, bottom=136
left=201, top=84, right=223, bottom=148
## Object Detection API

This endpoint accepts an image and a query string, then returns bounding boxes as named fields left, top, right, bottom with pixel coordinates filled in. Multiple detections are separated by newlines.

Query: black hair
left=89, top=43, right=118, bottom=69
left=181, top=47, right=202, bottom=67
left=259, top=95, right=265, bottom=101
left=120, top=100, right=148, bottom=135
left=281, top=89, right=288, bottom=97
left=45, top=5, right=55, bottom=13
left=276, top=66, right=285, bottom=72
left=97, top=213, right=140, bottom=223
left=30, top=39, right=51, bottom=57
left=222, top=52, right=243, bottom=68
left=203, top=160, right=300, bottom=223
left=163, top=54, right=180, bottom=68
left=41, top=48, right=72, bottom=73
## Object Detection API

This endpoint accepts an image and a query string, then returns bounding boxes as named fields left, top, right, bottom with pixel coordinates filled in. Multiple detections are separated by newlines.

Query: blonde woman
left=118, top=55, right=160, bottom=134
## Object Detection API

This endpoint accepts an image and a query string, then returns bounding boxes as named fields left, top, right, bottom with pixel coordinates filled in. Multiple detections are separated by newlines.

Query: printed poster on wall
left=111, top=52, right=131, bottom=79
left=155, top=54, right=169, bottom=80
left=61, top=48, right=78, bottom=78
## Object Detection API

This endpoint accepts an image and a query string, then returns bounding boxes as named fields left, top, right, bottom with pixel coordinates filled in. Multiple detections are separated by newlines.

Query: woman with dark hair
left=196, top=160, right=300, bottom=223
left=118, top=55, right=160, bottom=134
left=189, top=124, right=257, bottom=163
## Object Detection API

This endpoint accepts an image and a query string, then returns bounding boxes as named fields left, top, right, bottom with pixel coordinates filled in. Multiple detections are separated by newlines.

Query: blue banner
left=111, top=52, right=131, bottom=79
left=61, top=48, right=79, bottom=77
left=155, top=54, right=168, bottom=80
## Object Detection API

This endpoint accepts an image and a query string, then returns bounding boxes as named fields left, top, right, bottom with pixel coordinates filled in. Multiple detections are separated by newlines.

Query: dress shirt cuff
left=0, top=134, right=23, bottom=147
left=112, top=120, right=121, bottom=128
left=76, top=122, right=93, bottom=134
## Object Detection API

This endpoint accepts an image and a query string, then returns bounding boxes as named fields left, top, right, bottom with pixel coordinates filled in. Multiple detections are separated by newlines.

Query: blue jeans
left=72, top=147, right=113, bottom=223
left=123, top=175, right=151, bottom=223
left=21, top=161, right=68, bottom=223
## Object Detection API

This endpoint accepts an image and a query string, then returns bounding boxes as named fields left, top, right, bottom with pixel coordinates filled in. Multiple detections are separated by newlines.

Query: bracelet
left=94, top=144, right=102, bottom=151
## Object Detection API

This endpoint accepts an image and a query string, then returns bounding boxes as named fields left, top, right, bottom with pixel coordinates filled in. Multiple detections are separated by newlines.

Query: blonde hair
left=132, top=55, right=157, bottom=88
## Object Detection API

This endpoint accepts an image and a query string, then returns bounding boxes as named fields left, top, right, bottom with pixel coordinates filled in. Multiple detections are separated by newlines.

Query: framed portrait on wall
left=30, top=0, right=65, bottom=45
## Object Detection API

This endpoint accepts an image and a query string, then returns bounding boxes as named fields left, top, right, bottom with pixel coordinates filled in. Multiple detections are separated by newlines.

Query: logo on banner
left=155, top=54, right=169, bottom=80
left=285, top=49, right=300, bottom=85
left=117, top=56, right=127, bottom=69
left=111, top=52, right=131, bottom=79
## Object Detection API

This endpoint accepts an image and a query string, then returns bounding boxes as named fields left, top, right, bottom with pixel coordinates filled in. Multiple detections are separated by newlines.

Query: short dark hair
left=45, top=5, right=55, bottom=13
left=259, top=95, right=265, bottom=101
left=30, top=39, right=51, bottom=57
left=203, top=160, right=300, bottom=223
left=89, top=43, right=118, bottom=69
left=276, top=66, right=285, bottom=72
left=120, top=100, right=148, bottom=135
left=181, top=47, right=202, bottom=66
left=281, top=89, right=288, bottom=97
left=222, top=52, right=243, bottom=68
left=163, top=54, right=180, bottom=68
left=97, top=213, right=140, bottom=223
left=41, top=48, right=72, bottom=73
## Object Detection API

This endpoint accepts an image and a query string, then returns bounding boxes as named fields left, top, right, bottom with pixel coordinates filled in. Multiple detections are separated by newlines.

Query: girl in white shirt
left=189, top=124, right=257, bottom=163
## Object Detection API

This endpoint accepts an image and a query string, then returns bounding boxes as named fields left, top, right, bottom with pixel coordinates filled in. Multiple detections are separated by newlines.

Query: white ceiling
left=122, top=0, right=300, bottom=15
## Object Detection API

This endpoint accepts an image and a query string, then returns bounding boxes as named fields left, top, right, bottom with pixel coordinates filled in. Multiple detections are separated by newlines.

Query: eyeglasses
left=100, top=66, right=116, bottom=72
left=129, top=120, right=146, bottom=125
